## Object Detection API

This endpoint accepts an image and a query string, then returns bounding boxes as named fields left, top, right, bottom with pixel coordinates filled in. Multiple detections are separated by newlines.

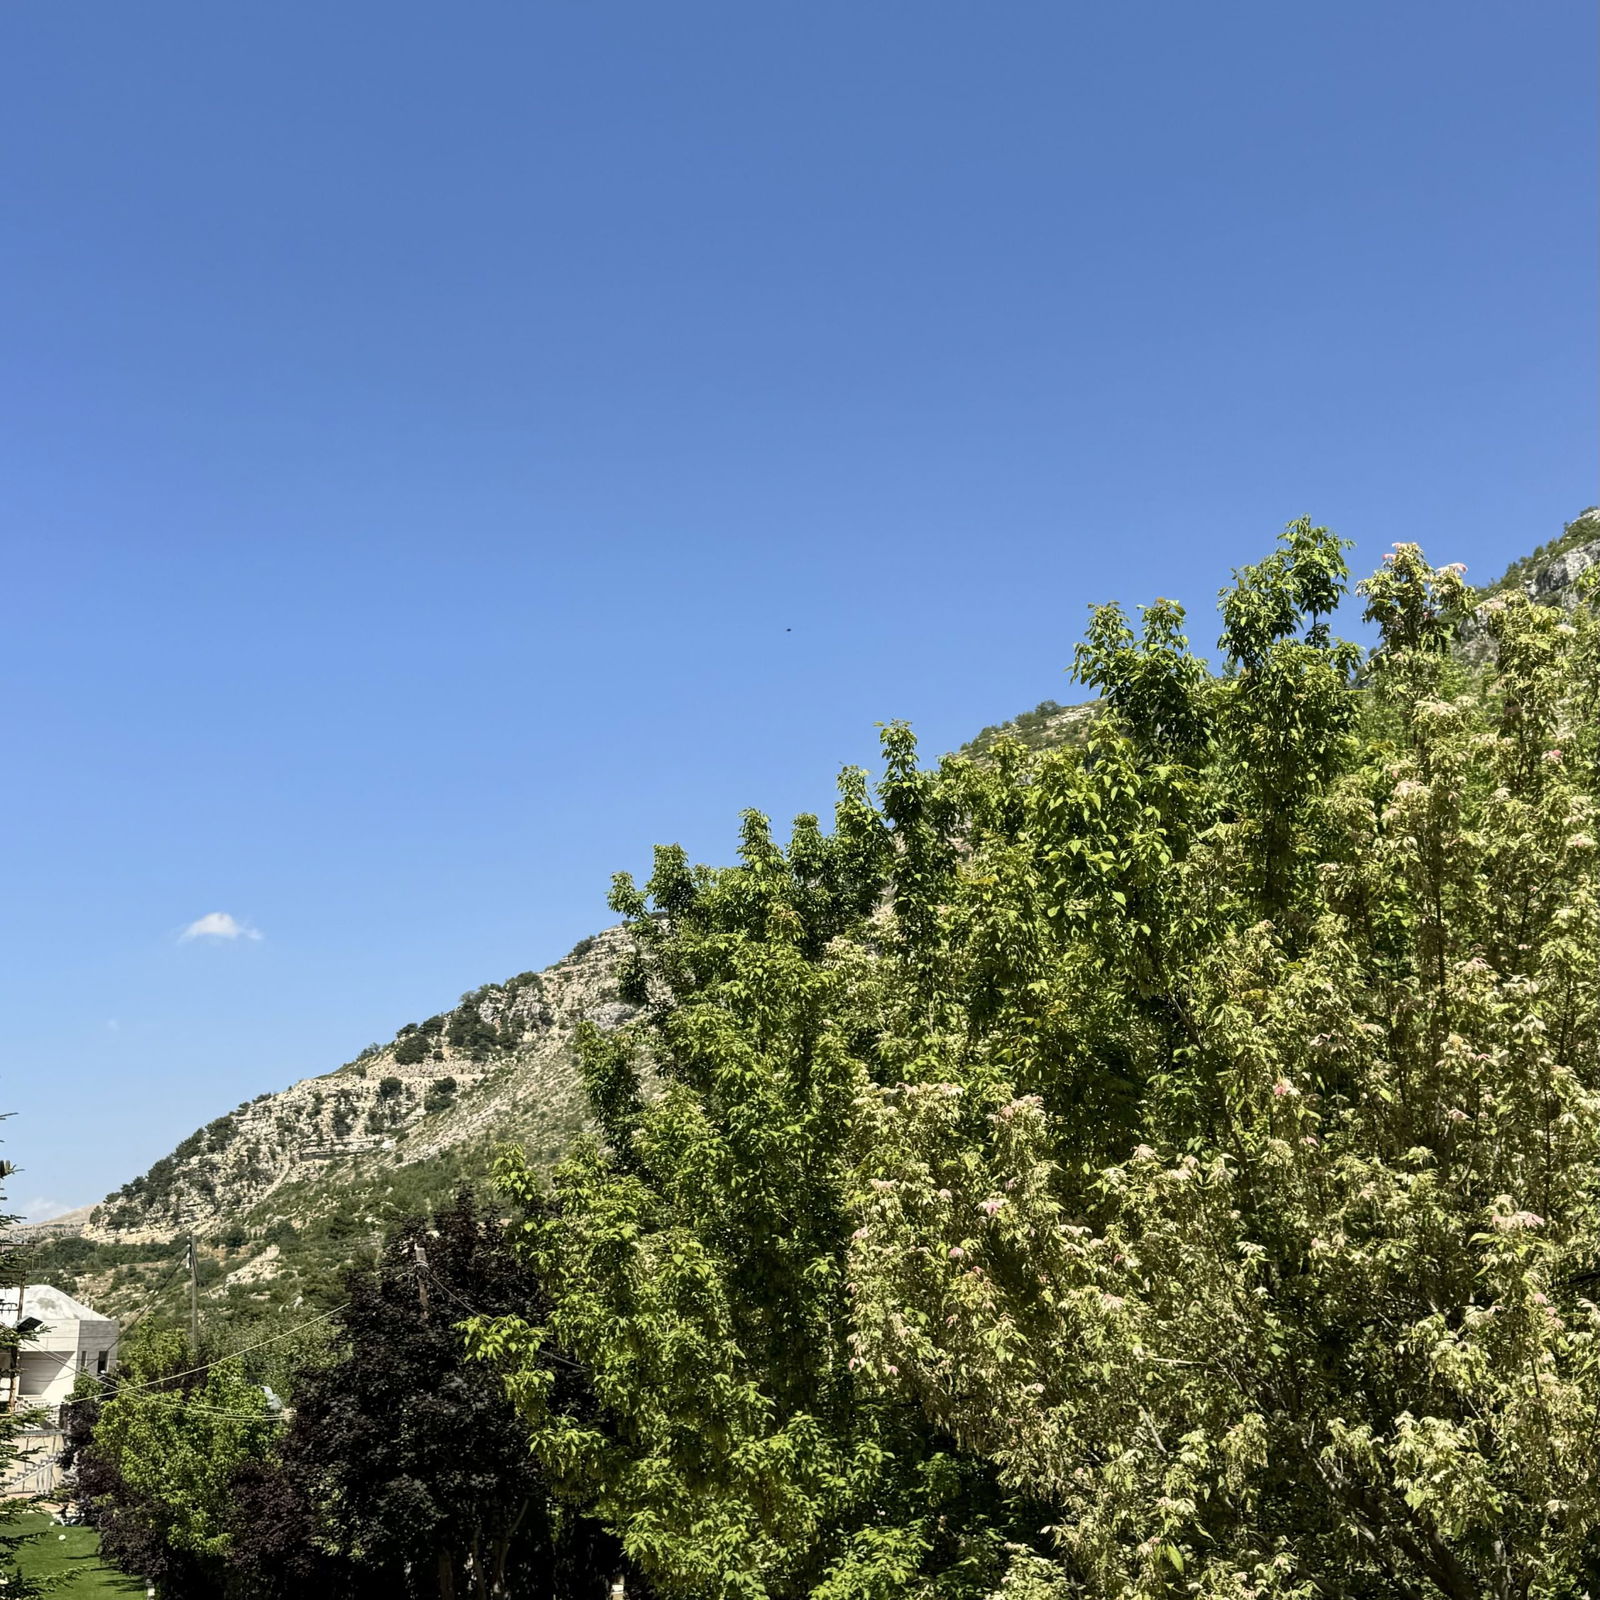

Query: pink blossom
left=980, top=1197, right=1007, bottom=1217
left=948, top=1246, right=965, bottom=1260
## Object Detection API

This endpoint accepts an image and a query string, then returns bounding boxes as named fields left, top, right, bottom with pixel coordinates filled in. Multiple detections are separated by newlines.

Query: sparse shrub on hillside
left=446, top=996, right=500, bottom=1055
left=962, top=695, right=1066, bottom=754
left=424, top=1076, right=458, bottom=1114
left=391, top=1027, right=428, bottom=1066
left=394, top=1014, right=452, bottom=1064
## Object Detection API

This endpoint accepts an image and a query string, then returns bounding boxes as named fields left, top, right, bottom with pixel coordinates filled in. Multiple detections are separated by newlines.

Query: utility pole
left=186, top=1234, right=200, bottom=1358
left=5, top=1270, right=25, bottom=1414
left=412, top=1240, right=430, bottom=1315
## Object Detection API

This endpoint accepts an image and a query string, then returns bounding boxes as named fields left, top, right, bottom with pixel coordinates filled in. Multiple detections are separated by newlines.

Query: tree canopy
left=63, top=520, right=1600, bottom=1599
left=475, top=525, right=1600, bottom=1598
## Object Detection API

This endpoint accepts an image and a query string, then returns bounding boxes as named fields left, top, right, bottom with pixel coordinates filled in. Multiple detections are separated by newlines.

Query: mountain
left=1476, top=505, right=1600, bottom=603
left=1456, top=506, right=1600, bottom=661
left=87, top=929, right=631, bottom=1244
left=26, top=930, right=637, bottom=1320
left=25, top=509, right=1599, bottom=1325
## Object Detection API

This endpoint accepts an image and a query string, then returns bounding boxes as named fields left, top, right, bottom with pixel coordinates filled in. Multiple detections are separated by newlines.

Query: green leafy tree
left=846, top=535, right=1600, bottom=1596
left=71, top=1328, right=281, bottom=1597
left=233, top=1190, right=638, bottom=1600
left=471, top=785, right=1050, bottom=1599
left=479, top=519, right=1600, bottom=1597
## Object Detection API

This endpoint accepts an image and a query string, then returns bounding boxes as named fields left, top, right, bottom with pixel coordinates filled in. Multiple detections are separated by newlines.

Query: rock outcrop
left=84, top=927, right=635, bottom=1244
left=1460, top=507, right=1600, bottom=660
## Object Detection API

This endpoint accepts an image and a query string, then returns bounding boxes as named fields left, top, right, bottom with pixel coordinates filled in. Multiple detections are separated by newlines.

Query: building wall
left=0, top=1289, right=120, bottom=1422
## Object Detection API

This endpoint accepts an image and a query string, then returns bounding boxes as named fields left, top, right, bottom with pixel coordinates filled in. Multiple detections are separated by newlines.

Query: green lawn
left=4, top=1512, right=145, bottom=1597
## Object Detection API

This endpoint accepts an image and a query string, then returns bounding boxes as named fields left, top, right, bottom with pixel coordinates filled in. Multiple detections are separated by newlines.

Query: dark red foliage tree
left=227, top=1190, right=646, bottom=1600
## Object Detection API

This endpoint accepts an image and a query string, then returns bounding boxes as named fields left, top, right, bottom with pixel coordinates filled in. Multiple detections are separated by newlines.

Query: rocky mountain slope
left=28, top=509, right=1598, bottom=1324
left=87, top=927, right=634, bottom=1245
left=1458, top=505, right=1600, bottom=659
left=25, top=931, right=640, bottom=1321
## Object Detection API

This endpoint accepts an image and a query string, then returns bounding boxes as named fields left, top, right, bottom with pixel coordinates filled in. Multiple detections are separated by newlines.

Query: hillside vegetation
left=29, top=930, right=635, bottom=1323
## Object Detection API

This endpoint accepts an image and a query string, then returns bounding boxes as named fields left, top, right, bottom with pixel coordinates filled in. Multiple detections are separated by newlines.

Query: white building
left=0, top=1284, right=119, bottom=1416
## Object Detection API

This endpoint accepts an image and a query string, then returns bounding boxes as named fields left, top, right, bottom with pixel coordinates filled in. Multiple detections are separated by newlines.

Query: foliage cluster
left=67, top=1195, right=644, bottom=1600
left=468, top=522, right=1600, bottom=1598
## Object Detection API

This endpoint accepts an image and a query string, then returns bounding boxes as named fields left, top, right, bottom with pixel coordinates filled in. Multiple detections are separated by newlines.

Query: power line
left=83, top=1299, right=351, bottom=1403
left=418, top=1262, right=588, bottom=1373
left=142, top=1398, right=290, bottom=1423
left=101, top=1252, right=190, bottom=1358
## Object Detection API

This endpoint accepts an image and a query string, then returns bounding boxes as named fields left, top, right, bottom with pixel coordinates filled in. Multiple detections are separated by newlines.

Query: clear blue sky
left=3, top=3, right=1595, bottom=1216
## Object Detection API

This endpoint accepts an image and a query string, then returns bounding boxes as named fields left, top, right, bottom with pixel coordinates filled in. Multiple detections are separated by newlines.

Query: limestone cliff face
left=84, top=927, right=635, bottom=1244
left=1460, top=507, right=1600, bottom=659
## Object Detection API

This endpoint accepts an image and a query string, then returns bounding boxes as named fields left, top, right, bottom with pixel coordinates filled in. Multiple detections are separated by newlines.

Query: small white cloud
left=20, top=1198, right=75, bottom=1224
left=180, top=911, right=262, bottom=943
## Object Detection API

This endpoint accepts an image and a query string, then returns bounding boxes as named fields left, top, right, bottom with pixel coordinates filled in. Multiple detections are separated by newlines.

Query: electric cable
left=418, top=1261, right=588, bottom=1372
left=84, top=1299, right=352, bottom=1402
left=100, top=1252, right=190, bottom=1357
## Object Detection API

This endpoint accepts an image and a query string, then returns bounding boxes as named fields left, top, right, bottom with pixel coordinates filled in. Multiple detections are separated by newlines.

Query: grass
left=4, top=1512, right=144, bottom=1596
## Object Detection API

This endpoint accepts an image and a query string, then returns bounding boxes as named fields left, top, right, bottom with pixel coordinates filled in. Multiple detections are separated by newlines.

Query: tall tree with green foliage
left=480, top=519, right=1600, bottom=1597
left=70, top=1328, right=282, bottom=1598
left=472, top=782, right=1051, bottom=1598
left=232, top=1190, right=639, bottom=1600
left=846, top=534, right=1600, bottom=1596
left=68, top=1192, right=637, bottom=1599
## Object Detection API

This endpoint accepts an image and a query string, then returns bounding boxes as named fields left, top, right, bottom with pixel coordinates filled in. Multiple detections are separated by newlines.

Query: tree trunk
left=471, top=1532, right=489, bottom=1600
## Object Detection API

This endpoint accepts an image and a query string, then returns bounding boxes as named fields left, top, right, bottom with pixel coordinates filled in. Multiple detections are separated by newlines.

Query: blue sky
left=3, top=3, right=1595, bottom=1215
